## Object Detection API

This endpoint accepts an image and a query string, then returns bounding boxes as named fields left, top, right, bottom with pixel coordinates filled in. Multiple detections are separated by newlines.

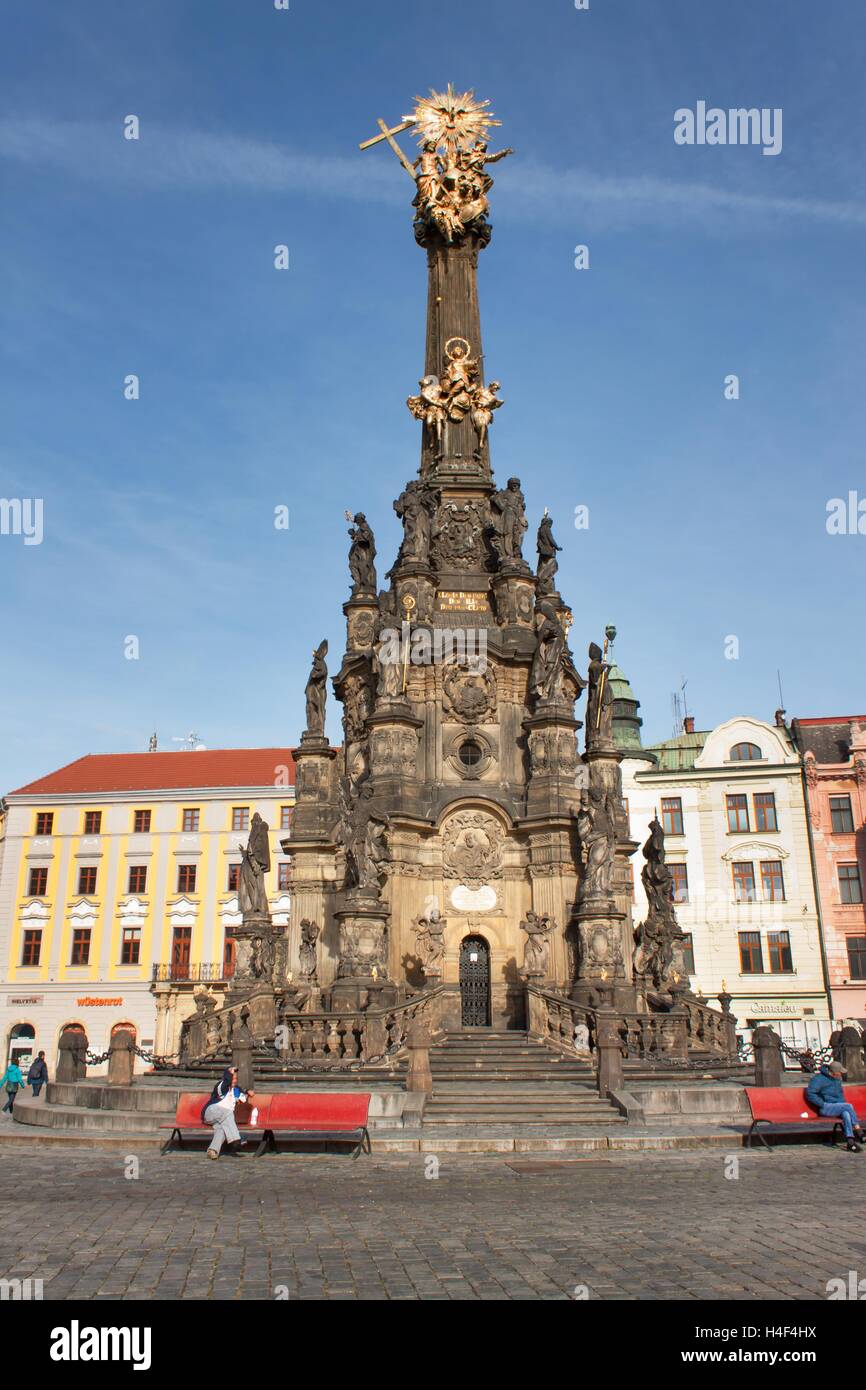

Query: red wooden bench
left=160, top=1093, right=272, bottom=1154
left=745, top=1084, right=866, bottom=1150
left=257, top=1093, right=371, bottom=1159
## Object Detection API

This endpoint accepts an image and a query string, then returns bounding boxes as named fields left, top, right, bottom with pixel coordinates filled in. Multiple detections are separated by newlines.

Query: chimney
left=683, top=716, right=695, bottom=735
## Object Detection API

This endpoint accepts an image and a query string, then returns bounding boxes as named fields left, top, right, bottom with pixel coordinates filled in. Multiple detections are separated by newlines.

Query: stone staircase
left=422, top=1029, right=623, bottom=1128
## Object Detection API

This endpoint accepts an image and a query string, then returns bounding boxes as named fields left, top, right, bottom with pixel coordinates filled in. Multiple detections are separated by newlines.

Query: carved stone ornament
left=442, top=809, right=504, bottom=887
left=432, top=498, right=488, bottom=570
left=442, top=662, right=496, bottom=723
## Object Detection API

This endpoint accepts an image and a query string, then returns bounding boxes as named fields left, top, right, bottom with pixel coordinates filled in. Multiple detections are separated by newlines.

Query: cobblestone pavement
left=1, top=1141, right=865, bottom=1300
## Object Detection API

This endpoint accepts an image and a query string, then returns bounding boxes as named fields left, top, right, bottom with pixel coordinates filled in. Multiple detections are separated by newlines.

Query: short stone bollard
left=57, top=1029, right=88, bottom=1083
left=404, top=1016, right=433, bottom=1095
left=752, top=1024, right=783, bottom=1087
left=231, top=1006, right=255, bottom=1093
left=839, top=1026, right=866, bottom=1082
left=595, top=1012, right=624, bottom=1098
left=107, top=1029, right=136, bottom=1087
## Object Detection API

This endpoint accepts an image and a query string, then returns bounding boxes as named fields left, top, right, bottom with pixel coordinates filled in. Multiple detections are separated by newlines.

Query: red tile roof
left=8, top=749, right=298, bottom=797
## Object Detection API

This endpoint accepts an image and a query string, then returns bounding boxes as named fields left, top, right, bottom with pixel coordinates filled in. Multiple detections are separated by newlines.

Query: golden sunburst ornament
left=406, top=84, right=502, bottom=156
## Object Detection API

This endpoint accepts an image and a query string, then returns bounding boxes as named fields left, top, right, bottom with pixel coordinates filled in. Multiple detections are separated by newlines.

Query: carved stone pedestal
left=226, top=913, right=278, bottom=1004
left=491, top=569, right=535, bottom=628
left=330, top=889, right=392, bottom=1011
left=291, top=735, right=337, bottom=839
left=571, top=900, right=631, bottom=1010
left=523, top=702, right=582, bottom=815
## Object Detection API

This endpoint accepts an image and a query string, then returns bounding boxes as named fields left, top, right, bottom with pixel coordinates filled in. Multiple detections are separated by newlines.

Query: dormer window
left=729, top=742, right=762, bottom=762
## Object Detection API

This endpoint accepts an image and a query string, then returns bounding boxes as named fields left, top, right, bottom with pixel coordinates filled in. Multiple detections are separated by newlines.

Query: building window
left=177, top=864, right=197, bottom=894
left=133, top=809, right=151, bottom=834
left=729, top=742, right=762, bottom=761
left=738, top=931, right=764, bottom=973
left=71, top=928, right=91, bottom=965
left=83, top=811, right=102, bottom=835
left=35, top=812, right=54, bottom=836
left=839, top=864, right=863, bottom=906
left=171, top=926, right=192, bottom=976
left=661, top=797, right=683, bottom=836
left=847, top=937, right=866, bottom=981
left=768, top=930, right=793, bottom=973
left=753, top=792, right=778, bottom=833
left=121, top=927, right=141, bottom=965
left=669, top=863, right=689, bottom=903
left=21, top=929, right=42, bottom=967
left=128, top=865, right=147, bottom=894
left=761, top=860, right=786, bottom=902
left=28, top=866, right=48, bottom=897
left=280, top=805, right=292, bottom=831
left=726, top=794, right=750, bottom=833
left=732, top=862, right=756, bottom=902
left=232, top=807, right=250, bottom=832
left=680, top=933, right=695, bottom=974
left=182, top=808, right=200, bottom=832
left=458, top=739, right=484, bottom=769
left=227, top=863, right=240, bottom=892
left=277, top=863, right=291, bottom=890
left=78, top=866, right=97, bottom=896
left=830, top=795, right=855, bottom=834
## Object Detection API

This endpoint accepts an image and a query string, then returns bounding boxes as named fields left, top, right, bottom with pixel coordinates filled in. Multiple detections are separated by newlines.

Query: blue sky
left=1, top=0, right=864, bottom=792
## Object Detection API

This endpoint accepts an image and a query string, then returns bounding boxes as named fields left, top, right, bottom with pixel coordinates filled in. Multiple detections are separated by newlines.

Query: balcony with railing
left=151, top=960, right=236, bottom=983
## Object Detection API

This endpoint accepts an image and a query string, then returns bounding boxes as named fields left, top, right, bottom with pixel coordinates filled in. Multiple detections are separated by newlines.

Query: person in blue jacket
left=27, top=1052, right=48, bottom=1097
left=1, top=1061, right=27, bottom=1114
left=806, top=1060, right=864, bottom=1152
left=202, top=1066, right=254, bottom=1159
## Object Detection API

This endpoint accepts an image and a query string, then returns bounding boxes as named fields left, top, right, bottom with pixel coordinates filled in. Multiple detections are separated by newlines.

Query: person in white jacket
left=202, top=1066, right=254, bottom=1159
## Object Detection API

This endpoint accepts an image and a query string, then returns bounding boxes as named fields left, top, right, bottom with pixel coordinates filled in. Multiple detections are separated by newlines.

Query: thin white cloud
left=2, top=116, right=865, bottom=230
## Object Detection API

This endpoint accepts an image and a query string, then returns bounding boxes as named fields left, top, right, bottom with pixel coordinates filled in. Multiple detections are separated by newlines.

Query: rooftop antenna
left=671, top=678, right=688, bottom=737
left=172, top=731, right=206, bottom=751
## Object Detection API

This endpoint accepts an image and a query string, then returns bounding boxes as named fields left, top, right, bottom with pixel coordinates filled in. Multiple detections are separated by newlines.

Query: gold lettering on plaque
left=437, top=590, right=488, bottom=612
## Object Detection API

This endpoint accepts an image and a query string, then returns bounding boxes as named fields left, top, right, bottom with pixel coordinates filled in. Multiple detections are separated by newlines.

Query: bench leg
left=749, top=1121, right=773, bottom=1152
left=255, top=1131, right=271, bottom=1158
left=351, top=1128, right=371, bottom=1159
left=160, top=1128, right=180, bottom=1155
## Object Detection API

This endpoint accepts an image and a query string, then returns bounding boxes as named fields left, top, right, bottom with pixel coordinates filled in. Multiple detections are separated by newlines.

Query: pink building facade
left=793, top=717, right=866, bottom=1024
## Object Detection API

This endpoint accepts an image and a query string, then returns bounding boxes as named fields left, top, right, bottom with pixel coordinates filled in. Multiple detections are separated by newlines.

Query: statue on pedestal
left=413, top=902, right=446, bottom=979
left=336, top=777, right=390, bottom=894
left=520, top=911, right=555, bottom=978
left=489, top=476, right=528, bottom=567
left=347, top=512, right=377, bottom=594
left=576, top=787, right=616, bottom=903
left=392, top=479, right=439, bottom=566
left=238, top=813, right=271, bottom=918
left=406, top=378, right=447, bottom=457
left=304, top=639, right=328, bottom=737
left=633, top=816, right=689, bottom=991
left=586, top=639, right=614, bottom=749
left=536, top=513, right=561, bottom=597
left=529, top=601, right=583, bottom=706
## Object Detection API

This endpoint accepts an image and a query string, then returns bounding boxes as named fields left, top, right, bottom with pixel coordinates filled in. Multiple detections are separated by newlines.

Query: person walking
left=202, top=1066, right=253, bottom=1159
left=806, top=1060, right=865, bottom=1152
left=27, top=1052, right=48, bottom=1098
left=1, top=1061, right=27, bottom=1115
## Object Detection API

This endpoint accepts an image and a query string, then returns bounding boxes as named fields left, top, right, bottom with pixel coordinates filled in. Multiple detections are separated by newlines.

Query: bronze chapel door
left=459, top=936, right=491, bottom=1027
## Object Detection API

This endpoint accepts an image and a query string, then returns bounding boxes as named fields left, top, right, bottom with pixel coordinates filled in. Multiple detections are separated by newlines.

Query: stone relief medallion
left=578, top=919, right=624, bottom=975
left=442, top=662, right=496, bottom=723
left=350, top=610, right=375, bottom=649
left=442, top=809, right=504, bottom=888
left=450, top=884, right=498, bottom=913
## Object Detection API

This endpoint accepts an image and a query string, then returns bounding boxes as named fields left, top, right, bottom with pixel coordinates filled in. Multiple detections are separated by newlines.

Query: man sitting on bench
left=806, top=1061, right=865, bottom=1153
left=203, top=1066, right=254, bottom=1160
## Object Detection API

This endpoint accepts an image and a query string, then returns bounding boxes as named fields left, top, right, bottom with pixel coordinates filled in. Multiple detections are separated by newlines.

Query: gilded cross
left=358, top=118, right=417, bottom=179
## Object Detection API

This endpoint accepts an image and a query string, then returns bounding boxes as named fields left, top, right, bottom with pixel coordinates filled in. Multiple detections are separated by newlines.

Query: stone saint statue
left=238, top=812, right=271, bottom=918
left=304, top=639, right=328, bottom=737
left=528, top=601, right=584, bottom=706
left=336, top=778, right=390, bottom=894
left=298, top=918, right=320, bottom=982
left=633, top=816, right=689, bottom=990
left=347, top=512, right=377, bottom=594
left=520, top=911, right=555, bottom=978
left=586, top=641, right=614, bottom=748
left=576, top=787, right=616, bottom=902
left=535, top=514, right=561, bottom=596
left=392, top=479, right=438, bottom=566
left=413, top=901, right=446, bottom=978
left=489, top=476, right=528, bottom=566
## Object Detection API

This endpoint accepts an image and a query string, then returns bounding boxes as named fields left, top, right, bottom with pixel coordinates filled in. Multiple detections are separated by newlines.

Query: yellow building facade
left=0, top=748, right=296, bottom=1074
